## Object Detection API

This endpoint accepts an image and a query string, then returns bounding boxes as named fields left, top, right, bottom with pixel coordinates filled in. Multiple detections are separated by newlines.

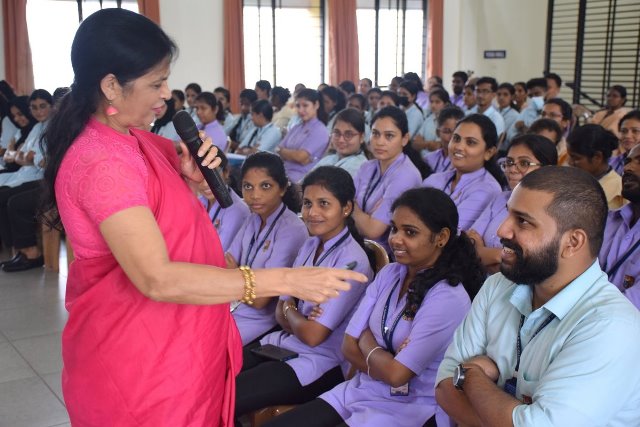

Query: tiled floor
left=0, top=247, right=70, bottom=427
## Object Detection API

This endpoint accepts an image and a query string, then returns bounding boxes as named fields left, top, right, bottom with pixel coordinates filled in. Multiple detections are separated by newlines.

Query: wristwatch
left=453, top=363, right=467, bottom=390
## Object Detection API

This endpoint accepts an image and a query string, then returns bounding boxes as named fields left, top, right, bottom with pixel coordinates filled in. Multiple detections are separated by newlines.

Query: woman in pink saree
left=42, top=9, right=365, bottom=426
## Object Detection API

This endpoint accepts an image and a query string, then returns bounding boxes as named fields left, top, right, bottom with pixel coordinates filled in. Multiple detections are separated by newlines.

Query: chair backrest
left=364, top=239, right=389, bottom=274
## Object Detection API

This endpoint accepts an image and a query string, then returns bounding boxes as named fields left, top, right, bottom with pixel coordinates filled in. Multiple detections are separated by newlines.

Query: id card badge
left=390, top=383, right=409, bottom=396
left=503, top=377, right=517, bottom=397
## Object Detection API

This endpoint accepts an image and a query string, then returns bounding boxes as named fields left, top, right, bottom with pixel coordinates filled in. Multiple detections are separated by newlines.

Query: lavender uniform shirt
left=422, top=168, right=502, bottom=231
left=279, top=118, right=329, bottom=183
left=599, top=204, right=640, bottom=309
left=609, top=153, right=626, bottom=176
left=261, top=227, right=373, bottom=386
left=321, top=263, right=470, bottom=427
left=424, top=148, right=452, bottom=174
left=470, top=191, right=511, bottom=248
left=354, top=154, right=422, bottom=251
left=198, top=190, right=250, bottom=252
left=200, top=120, right=228, bottom=152
left=229, top=203, right=308, bottom=345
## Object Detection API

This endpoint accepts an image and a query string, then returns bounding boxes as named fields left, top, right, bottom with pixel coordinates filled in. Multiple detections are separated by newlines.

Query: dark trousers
left=235, top=342, right=345, bottom=417
left=262, top=398, right=346, bottom=427
left=7, top=187, right=40, bottom=249
left=0, top=181, right=42, bottom=249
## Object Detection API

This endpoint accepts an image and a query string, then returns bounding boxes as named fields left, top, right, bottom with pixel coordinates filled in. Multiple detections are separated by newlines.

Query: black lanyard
left=243, top=204, right=287, bottom=267
left=603, top=239, right=640, bottom=280
left=381, top=278, right=404, bottom=355
left=211, top=204, right=223, bottom=226
left=361, top=167, right=383, bottom=212
left=444, top=173, right=456, bottom=196
left=302, top=230, right=350, bottom=267
left=515, top=313, right=556, bottom=372
left=247, top=128, right=259, bottom=147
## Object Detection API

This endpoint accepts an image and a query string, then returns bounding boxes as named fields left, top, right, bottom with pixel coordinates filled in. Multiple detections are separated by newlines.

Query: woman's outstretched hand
left=279, top=267, right=367, bottom=305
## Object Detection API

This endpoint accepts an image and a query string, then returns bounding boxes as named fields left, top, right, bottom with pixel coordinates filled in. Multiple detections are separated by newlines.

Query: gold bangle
left=239, top=266, right=256, bottom=305
left=283, top=302, right=297, bottom=320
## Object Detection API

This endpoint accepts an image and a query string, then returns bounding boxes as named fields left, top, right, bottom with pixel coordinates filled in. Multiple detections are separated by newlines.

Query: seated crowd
left=1, top=72, right=639, bottom=427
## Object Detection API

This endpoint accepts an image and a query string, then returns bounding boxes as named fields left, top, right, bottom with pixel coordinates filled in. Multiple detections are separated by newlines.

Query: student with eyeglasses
left=467, top=135, right=558, bottom=273
left=312, top=108, right=370, bottom=179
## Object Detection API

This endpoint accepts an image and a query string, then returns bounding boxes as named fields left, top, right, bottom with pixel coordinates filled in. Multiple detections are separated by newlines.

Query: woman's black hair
left=391, top=187, right=484, bottom=318
left=213, top=86, right=231, bottom=111
left=619, top=110, right=640, bottom=131
left=507, top=134, right=558, bottom=166
left=399, top=80, right=420, bottom=99
left=270, top=86, right=291, bottom=108
left=347, top=93, right=367, bottom=111
left=172, top=89, right=185, bottom=103
left=371, top=106, right=432, bottom=179
left=255, top=80, right=272, bottom=96
left=498, top=82, right=519, bottom=111
left=196, top=92, right=225, bottom=122
left=528, top=118, right=563, bottom=144
left=367, top=87, right=382, bottom=97
left=609, top=85, right=627, bottom=105
left=301, top=166, right=366, bottom=252
left=150, top=98, right=176, bottom=134
left=52, top=87, right=71, bottom=106
left=380, top=90, right=400, bottom=106
left=320, top=86, right=346, bottom=116
left=42, top=8, right=177, bottom=228
left=29, top=89, right=53, bottom=106
left=251, top=99, right=273, bottom=121
left=428, top=88, right=451, bottom=106
left=339, top=80, right=356, bottom=95
left=567, top=124, right=619, bottom=161
left=241, top=151, right=301, bottom=212
left=455, top=114, right=507, bottom=187
left=402, top=72, right=425, bottom=92
left=185, top=83, right=202, bottom=94
left=8, top=96, right=36, bottom=145
left=296, top=88, right=328, bottom=125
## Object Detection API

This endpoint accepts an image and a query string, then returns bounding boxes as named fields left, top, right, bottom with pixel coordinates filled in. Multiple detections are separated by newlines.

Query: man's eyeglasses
left=331, top=130, right=359, bottom=141
left=501, top=158, right=543, bottom=173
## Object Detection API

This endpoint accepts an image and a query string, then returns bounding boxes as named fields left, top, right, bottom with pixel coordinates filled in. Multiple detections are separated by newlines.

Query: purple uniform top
left=424, top=148, right=452, bottom=174
left=422, top=168, right=502, bottom=231
left=609, top=153, right=626, bottom=176
left=470, top=190, right=511, bottom=248
left=261, top=227, right=373, bottom=386
left=280, top=118, right=329, bottom=182
left=321, top=263, right=470, bottom=427
left=198, top=190, right=250, bottom=252
left=200, top=120, right=228, bottom=152
left=354, top=154, right=422, bottom=250
left=229, top=203, right=308, bottom=345
left=599, top=204, right=640, bottom=309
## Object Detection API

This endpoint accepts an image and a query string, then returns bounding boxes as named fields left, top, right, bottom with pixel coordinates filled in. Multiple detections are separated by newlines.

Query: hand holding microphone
left=173, top=110, right=234, bottom=208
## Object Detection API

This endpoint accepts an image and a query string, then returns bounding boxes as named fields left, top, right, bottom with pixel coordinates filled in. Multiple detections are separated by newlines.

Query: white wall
left=159, top=0, right=225, bottom=92
left=442, top=0, right=548, bottom=84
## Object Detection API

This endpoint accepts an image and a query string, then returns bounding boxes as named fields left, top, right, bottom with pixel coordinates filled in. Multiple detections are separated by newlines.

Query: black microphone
left=173, top=110, right=234, bottom=208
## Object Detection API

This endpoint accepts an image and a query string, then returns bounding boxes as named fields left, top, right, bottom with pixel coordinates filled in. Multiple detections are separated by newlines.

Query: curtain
left=427, top=0, right=443, bottom=78
left=224, top=0, right=245, bottom=113
left=327, top=0, right=359, bottom=85
left=137, top=0, right=160, bottom=24
left=2, top=0, right=34, bottom=95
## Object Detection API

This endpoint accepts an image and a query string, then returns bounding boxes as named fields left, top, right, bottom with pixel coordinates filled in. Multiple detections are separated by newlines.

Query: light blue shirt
left=156, top=122, right=180, bottom=142
left=0, top=121, right=47, bottom=187
left=437, top=262, right=640, bottom=427
left=0, top=116, right=17, bottom=149
left=222, top=111, right=236, bottom=135
left=238, top=122, right=281, bottom=153
left=478, top=105, right=505, bottom=136
left=312, top=151, right=368, bottom=179
left=405, top=104, right=424, bottom=139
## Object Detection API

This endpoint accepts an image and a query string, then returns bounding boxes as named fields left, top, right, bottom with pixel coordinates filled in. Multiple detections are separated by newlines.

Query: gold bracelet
left=239, top=266, right=256, bottom=305
left=283, top=302, right=297, bottom=320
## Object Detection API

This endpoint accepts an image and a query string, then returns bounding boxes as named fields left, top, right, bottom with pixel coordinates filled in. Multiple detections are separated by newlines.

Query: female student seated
left=195, top=91, right=228, bottom=152
left=397, top=81, right=424, bottom=139
left=264, top=187, right=483, bottom=427
left=423, top=107, right=465, bottom=174
left=496, top=83, right=520, bottom=153
left=313, top=108, right=369, bottom=179
left=277, top=89, right=330, bottom=183
left=467, top=135, right=558, bottom=273
left=1, top=96, right=36, bottom=174
left=237, top=100, right=282, bottom=155
left=150, top=98, right=180, bottom=149
left=609, top=110, right=640, bottom=175
left=321, top=86, right=347, bottom=131
left=226, top=152, right=308, bottom=345
left=422, top=114, right=505, bottom=231
left=198, top=152, right=250, bottom=252
left=235, top=166, right=373, bottom=418
left=213, top=86, right=235, bottom=134
left=352, top=106, right=424, bottom=252
left=414, top=88, right=451, bottom=154
left=567, top=124, right=625, bottom=209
